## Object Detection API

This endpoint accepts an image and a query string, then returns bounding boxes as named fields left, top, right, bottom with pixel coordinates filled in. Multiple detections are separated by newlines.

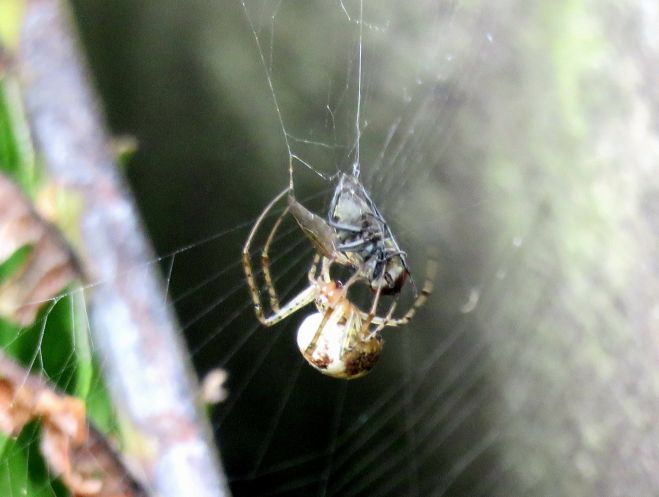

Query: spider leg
left=337, top=284, right=384, bottom=351
left=319, top=256, right=332, bottom=283
left=243, top=187, right=318, bottom=326
left=243, top=188, right=290, bottom=253
left=263, top=285, right=317, bottom=326
left=361, top=284, right=383, bottom=330
left=243, top=188, right=288, bottom=320
left=359, top=257, right=437, bottom=330
left=308, top=254, right=322, bottom=281
left=249, top=270, right=317, bottom=326
left=367, top=301, right=398, bottom=337
left=369, top=259, right=436, bottom=327
left=262, top=204, right=291, bottom=311
left=339, top=303, right=359, bottom=359
left=303, top=302, right=336, bottom=356
left=306, top=261, right=360, bottom=358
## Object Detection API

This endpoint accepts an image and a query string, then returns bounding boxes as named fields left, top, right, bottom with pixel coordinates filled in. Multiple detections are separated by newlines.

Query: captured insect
left=324, top=172, right=412, bottom=295
left=242, top=174, right=436, bottom=379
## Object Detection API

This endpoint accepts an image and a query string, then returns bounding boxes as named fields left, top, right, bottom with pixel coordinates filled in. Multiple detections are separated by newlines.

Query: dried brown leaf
left=0, top=352, right=146, bottom=497
left=0, top=174, right=79, bottom=325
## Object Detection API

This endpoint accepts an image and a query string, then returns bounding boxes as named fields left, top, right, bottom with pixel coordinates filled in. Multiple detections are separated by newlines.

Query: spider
left=242, top=177, right=435, bottom=379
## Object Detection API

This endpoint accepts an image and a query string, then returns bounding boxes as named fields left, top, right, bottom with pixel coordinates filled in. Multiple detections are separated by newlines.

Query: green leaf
left=0, top=423, right=70, bottom=497
left=0, top=244, right=31, bottom=283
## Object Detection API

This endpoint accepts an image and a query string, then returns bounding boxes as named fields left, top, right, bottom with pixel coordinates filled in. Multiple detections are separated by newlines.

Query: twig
left=16, top=1, right=231, bottom=496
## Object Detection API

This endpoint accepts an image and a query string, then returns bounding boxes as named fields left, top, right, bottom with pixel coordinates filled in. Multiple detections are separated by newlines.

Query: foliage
left=0, top=30, right=115, bottom=497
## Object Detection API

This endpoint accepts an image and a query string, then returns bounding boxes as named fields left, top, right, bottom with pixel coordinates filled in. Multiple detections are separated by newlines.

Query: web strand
left=0, top=2, right=539, bottom=497
left=239, top=0, right=294, bottom=190
left=352, top=0, right=364, bottom=178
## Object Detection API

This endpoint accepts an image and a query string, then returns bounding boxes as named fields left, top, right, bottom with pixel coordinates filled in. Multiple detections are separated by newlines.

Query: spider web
left=6, top=0, right=659, bottom=496
left=202, top=3, right=509, bottom=494
left=152, top=2, right=511, bottom=495
left=0, top=0, right=534, bottom=496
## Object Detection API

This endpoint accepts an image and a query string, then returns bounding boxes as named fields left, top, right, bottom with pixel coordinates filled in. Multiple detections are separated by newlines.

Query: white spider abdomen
left=296, top=311, right=382, bottom=379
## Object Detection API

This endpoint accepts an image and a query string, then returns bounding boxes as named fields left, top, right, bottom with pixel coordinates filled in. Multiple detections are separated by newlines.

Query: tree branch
left=16, top=1, right=231, bottom=496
